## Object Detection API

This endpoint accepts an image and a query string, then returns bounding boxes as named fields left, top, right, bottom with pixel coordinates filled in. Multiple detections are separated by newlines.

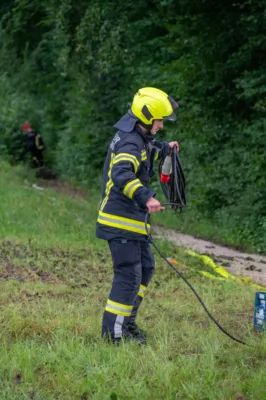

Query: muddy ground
left=154, top=228, right=266, bottom=286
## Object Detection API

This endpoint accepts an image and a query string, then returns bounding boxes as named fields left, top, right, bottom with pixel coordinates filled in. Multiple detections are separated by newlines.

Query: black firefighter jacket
left=96, top=112, right=170, bottom=242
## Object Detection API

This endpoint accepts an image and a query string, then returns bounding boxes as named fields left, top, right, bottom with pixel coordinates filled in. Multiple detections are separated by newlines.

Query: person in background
left=21, top=122, right=45, bottom=168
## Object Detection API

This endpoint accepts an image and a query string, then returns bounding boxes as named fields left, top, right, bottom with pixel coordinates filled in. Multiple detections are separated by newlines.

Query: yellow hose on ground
left=186, top=250, right=266, bottom=291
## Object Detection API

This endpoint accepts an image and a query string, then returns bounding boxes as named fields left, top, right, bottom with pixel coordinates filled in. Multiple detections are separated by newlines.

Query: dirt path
left=154, top=228, right=266, bottom=286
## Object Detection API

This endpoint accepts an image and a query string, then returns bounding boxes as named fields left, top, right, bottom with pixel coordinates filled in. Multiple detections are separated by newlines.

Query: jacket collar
left=113, top=110, right=138, bottom=133
left=135, top=125, right=154, bottom=144
left=114, top=111, right=154, bottom=144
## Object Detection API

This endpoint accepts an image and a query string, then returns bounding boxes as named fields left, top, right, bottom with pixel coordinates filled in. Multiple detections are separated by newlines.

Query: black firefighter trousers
left=102, top=239, right=155, bottom=341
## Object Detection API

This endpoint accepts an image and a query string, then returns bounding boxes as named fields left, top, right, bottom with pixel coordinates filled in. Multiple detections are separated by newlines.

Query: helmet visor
left=163, top=111, right=177, bottom=121
left=164, top=95, right=178, bottom=121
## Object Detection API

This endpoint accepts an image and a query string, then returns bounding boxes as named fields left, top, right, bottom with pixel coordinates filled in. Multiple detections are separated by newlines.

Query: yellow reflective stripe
left=113, top=153, right=139, bottom=173
left=100, top=153, right=115, bottom=211
left=99, top=211, right=148, bottom=227
left=141, top=150, right=147, bottom=161
left=123, top=179, right=139, bottom=193
left=115, top=153, right=139, bottom=167
left=138, top=284, right=147, bottom=298
left=35, top=134, right=44, bottom=150
left=107, top=300, right=133, bottom=310
left=35, top=135, right=40, bottom=148
left=123, top=179, right=143, bottom=199
left=100, top=184, right=113, bottom=211
left=113, top=157, right=137, bottom=165
left=154, top=151, right=159, bottom=161
left=97, top=217, right=147, bottom=235
left=128, top=183, right=143, bottom=198
left=106, top=179, right=113, bottom=192
left=113, top=158, right=138, bottom=174
left=105, top=299, right=133, bottom=316
left=98, top=211, right=150, bottom=235
left=105, top=307, right=131, bottom=316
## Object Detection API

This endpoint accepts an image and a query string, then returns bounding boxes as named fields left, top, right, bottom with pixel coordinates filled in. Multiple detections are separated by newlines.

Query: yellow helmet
left=131, top=87, right=178, bottom=127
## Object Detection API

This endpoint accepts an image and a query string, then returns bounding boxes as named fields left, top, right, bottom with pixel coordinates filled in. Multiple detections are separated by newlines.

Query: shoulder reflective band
left=123, top=179, right=143, bottom=199
left=105, top=299, right=133, bottom=316
left=113, top=153, right=139, bottom=173
left=98, top=211, right=150, bottom=235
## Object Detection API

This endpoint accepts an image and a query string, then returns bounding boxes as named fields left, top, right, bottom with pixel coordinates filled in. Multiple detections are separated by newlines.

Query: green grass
left=0, top=160, right=266, bottom=400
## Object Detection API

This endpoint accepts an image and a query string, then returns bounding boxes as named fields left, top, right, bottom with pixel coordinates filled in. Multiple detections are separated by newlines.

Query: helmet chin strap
left=137, top=120, right=154, bottom=133
left=129, top=108, right=154, bottom=133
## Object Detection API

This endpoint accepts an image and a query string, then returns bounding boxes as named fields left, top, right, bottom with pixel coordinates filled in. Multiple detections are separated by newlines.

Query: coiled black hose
left=159, top=145, right=186, bottom=212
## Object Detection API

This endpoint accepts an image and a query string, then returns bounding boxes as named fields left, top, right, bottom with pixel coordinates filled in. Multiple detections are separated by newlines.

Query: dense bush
left=0, top=0, right=265, bottom=251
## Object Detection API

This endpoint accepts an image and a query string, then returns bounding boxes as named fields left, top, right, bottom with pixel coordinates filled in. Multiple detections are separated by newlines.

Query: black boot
left=126, top=321, right=147, bottom=337
left=112, top=331, right=146, bottom=345
left=124, top=296, right=147, bottom=337
left=102, top=313, right=146, bottom=345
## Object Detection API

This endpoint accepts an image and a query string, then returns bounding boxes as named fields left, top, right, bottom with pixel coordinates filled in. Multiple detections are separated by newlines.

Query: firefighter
left=96, top=87, right=179, bottom=344
left=21, top=123, right=45, bottom=168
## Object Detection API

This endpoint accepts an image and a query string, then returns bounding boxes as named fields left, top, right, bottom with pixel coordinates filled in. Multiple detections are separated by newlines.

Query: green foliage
left=0, top=0, right=265, bottom=250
